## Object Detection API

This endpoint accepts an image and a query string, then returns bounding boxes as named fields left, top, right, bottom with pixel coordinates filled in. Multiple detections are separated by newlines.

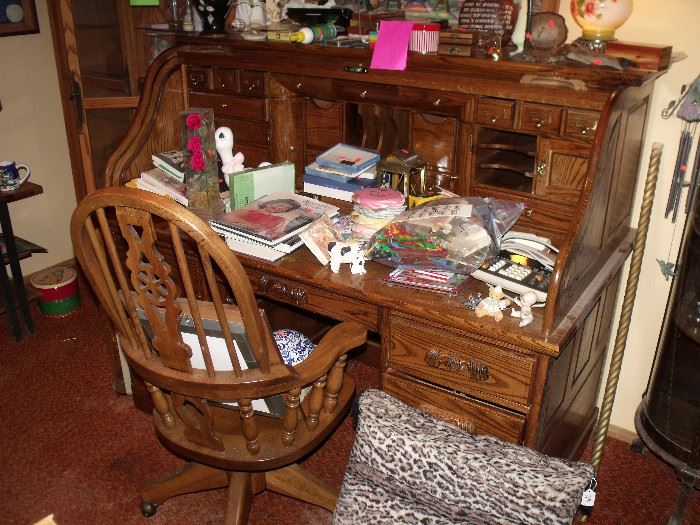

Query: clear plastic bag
left=367, top=197, right=525, bottom=274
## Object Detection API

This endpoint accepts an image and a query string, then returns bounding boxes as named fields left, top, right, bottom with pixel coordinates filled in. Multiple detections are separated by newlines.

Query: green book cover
left=230, top=162, right=295, bottom=210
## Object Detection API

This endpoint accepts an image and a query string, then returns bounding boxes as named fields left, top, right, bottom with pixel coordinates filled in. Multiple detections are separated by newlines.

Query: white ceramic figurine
left=215, top=126, right=245, bottom=186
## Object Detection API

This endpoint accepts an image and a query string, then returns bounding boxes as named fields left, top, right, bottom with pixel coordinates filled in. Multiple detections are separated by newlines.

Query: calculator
left=471, top=253, right=551, bottom=303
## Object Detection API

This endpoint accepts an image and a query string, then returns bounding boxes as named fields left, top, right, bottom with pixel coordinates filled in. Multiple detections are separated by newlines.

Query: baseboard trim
left=606, top=425, right=638, bottom=444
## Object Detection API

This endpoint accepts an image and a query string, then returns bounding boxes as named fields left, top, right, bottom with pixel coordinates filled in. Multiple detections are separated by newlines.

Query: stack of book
left=303, top=143, right=380, bottom=202
left=209, top=192, right=339, bottom=262
left=128, top=150, right=188, bottom=206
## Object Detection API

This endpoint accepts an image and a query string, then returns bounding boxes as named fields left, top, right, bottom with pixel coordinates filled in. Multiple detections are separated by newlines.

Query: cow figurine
left=328, top=241, right=366, bottom=275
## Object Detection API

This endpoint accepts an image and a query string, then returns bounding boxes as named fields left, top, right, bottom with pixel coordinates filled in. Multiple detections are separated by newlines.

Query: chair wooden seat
left=71, top=187, right=367, bottom=524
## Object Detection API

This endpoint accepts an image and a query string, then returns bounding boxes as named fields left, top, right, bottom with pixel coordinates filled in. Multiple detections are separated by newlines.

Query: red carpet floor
left=1, top=284, right=698, bottom=525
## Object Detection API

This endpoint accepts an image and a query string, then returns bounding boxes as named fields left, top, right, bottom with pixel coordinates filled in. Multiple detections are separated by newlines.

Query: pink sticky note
left=370, top=20, right=414, bottom=71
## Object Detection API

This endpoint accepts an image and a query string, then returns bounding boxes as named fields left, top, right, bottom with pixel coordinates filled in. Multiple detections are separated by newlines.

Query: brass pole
left=579, top=143, right=664, bottom=522
left=592, top=143, right=664, bottom=468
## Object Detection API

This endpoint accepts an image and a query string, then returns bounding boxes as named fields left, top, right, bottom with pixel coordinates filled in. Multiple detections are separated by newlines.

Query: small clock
left=528, top=12, right=567, bottom=50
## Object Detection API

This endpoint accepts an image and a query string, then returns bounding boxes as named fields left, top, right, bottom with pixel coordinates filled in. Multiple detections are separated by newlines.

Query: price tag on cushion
left=370, top=20, right=414, bottom=71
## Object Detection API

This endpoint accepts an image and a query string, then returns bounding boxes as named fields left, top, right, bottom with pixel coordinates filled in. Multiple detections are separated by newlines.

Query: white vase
left=510, top=0, right=527, bottom=55
left=570, top=0, right=633, bottom=42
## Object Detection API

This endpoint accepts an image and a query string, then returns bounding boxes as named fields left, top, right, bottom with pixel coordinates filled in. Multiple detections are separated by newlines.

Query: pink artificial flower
left=187, top=135, right=202, bottom=153
left=185, top=113, right=202, bottom=131
left=584, top=1, right=596, bottom=15
left=190, top=151, right=206, bottom=171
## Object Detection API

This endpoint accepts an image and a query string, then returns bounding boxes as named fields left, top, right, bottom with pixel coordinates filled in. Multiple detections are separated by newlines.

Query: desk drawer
left=517, top=102, right=562, bottom=134
left=247, top=269, right=378, bottom=330
left=189, top=93, right=268, bottom=121
left=397, top=86, right=470, bottom=116
left=388, top=315, right=535, bottom=410
left=383, top=372, right=525, bottom=444
left=476, top=97, right=515, bottom=128
left=564, top=109, right=599, bottom=141
left=334, top=80, right=399, bottom=105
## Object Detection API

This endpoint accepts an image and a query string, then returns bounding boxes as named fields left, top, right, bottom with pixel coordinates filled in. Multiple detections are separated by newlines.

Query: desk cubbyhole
left=474, top=128, right=536, bottom=194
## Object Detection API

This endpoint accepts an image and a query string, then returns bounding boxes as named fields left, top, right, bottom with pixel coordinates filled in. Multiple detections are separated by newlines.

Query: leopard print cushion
left=332, top=389, right=594, bottom=525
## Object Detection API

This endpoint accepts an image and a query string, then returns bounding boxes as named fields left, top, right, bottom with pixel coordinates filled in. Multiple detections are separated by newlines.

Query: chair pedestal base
left=141, top=461, right=339, bottom=524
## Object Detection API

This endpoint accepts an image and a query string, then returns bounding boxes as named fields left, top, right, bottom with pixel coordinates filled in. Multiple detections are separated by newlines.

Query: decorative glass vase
left=570, top=0, right=633, bottom=46
left=195, top=0, right=232, bottom=34
left=181, top=108, right=224, bottom=218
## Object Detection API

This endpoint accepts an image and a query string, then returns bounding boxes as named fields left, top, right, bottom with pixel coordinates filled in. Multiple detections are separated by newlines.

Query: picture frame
left=0, top=0, right=39, bottom=37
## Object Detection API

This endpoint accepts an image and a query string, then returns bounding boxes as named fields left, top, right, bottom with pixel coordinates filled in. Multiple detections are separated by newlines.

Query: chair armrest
left=293, top=321, right=367, bottom=381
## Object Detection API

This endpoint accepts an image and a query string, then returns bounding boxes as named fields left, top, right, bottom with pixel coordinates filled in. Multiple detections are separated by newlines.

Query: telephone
left=500, top=231, right=558, bottom=271
left=471, top=231, right=559, bottom=303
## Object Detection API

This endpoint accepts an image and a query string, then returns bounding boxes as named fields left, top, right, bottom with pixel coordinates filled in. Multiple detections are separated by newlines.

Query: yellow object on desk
left=408, top=193, right=442, bottom=208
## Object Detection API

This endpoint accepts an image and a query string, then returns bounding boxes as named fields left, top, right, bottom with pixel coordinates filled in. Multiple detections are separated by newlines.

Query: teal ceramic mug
left=0, top=161, right=30, bottom=191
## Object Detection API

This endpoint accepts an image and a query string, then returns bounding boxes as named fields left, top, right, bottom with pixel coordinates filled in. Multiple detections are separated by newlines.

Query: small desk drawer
left=187, top=67, right=212, bottom=91
left=247, top=269, right=379, bottom=330
left=274, top=73, right=336, bottom=101
left=189, top=93, right=268, bottom=121
left=240, top=70, right=267, bottom=97
left=476, top=97, right=515, bottom=128
left=334, top=80, right=399, bottom=105
left=388, top=315, right=535, bottom=410
left=397, top=86, right=470, bottom=116
left=213, top=68, right=240, bottom=93
left=565, top=109, right=599, bottom=141
left=517, top=102, right=562, bottom=134
left=383, top=372, right=526, bottom=444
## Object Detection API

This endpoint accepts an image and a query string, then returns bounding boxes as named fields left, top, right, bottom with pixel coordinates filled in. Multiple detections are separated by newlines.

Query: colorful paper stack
left=351, top=188, right=406, bottom=241
left=30, top=266, right=80, bottom=316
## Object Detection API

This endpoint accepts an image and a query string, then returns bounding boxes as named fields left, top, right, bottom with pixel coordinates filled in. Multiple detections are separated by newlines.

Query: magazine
left=210, top=192, right=339, bottom=246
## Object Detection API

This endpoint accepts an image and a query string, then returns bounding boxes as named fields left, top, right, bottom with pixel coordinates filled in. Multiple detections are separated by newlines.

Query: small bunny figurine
left=215, top=126, right=245, bottom=186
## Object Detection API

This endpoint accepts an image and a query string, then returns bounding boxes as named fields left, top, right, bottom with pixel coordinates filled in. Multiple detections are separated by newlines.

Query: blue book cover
left=315, top=143, right=380, bottom=174
left=303, top=172, right=377, bottom=192
left=305, top=161, right=377, bottom=183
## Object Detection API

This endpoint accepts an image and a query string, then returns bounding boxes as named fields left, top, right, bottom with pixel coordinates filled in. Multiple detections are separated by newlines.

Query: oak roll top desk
left=104, top=35, right=665, bottom=460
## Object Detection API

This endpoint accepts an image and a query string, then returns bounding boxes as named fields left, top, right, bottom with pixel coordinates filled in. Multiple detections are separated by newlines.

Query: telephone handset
left=501, top=231, right=558, bottom=270
left=470, top=231, right=559, bottom=303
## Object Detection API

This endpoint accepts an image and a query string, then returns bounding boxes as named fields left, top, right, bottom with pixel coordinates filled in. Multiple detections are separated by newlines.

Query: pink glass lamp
left=570, top=0, right=633, bottom=51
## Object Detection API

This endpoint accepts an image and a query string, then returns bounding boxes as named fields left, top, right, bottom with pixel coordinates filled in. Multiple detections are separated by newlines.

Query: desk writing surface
left=237, top=246, right=565, bottom=357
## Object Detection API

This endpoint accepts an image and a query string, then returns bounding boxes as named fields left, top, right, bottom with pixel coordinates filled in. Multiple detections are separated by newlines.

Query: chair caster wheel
left=141, top=501, right=158, bottom=517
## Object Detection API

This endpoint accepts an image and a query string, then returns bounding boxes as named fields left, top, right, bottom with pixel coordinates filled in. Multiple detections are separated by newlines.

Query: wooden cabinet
left=104, top=37, right=663, bottom=459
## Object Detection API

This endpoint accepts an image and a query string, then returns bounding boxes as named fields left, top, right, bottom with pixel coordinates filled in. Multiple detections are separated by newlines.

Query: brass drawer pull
left=420, top=404, right=477, bottom=433
left=424, top=349, right=490, bottom=381
left=259, top=276, right=307, bottom=305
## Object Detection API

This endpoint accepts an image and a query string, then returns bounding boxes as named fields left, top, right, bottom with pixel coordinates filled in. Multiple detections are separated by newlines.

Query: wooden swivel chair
left=70, top=187, right=367, bottom=523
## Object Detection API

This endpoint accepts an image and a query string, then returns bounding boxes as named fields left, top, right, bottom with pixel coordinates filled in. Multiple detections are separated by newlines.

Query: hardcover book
left=305, top=161, right=377, bottom=182
left=303, top=172, right=377, bottom=202
left=315, top=143, right=380, bottom=174
left=229, top=162, right=295, bottom=210
left=221, top=234, right=302, bottom=262
left=210, top=192, right=339, bottom=246
left=151, top=149, right=185, bottom=182
left=139, top=167, right=188, bottom=206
